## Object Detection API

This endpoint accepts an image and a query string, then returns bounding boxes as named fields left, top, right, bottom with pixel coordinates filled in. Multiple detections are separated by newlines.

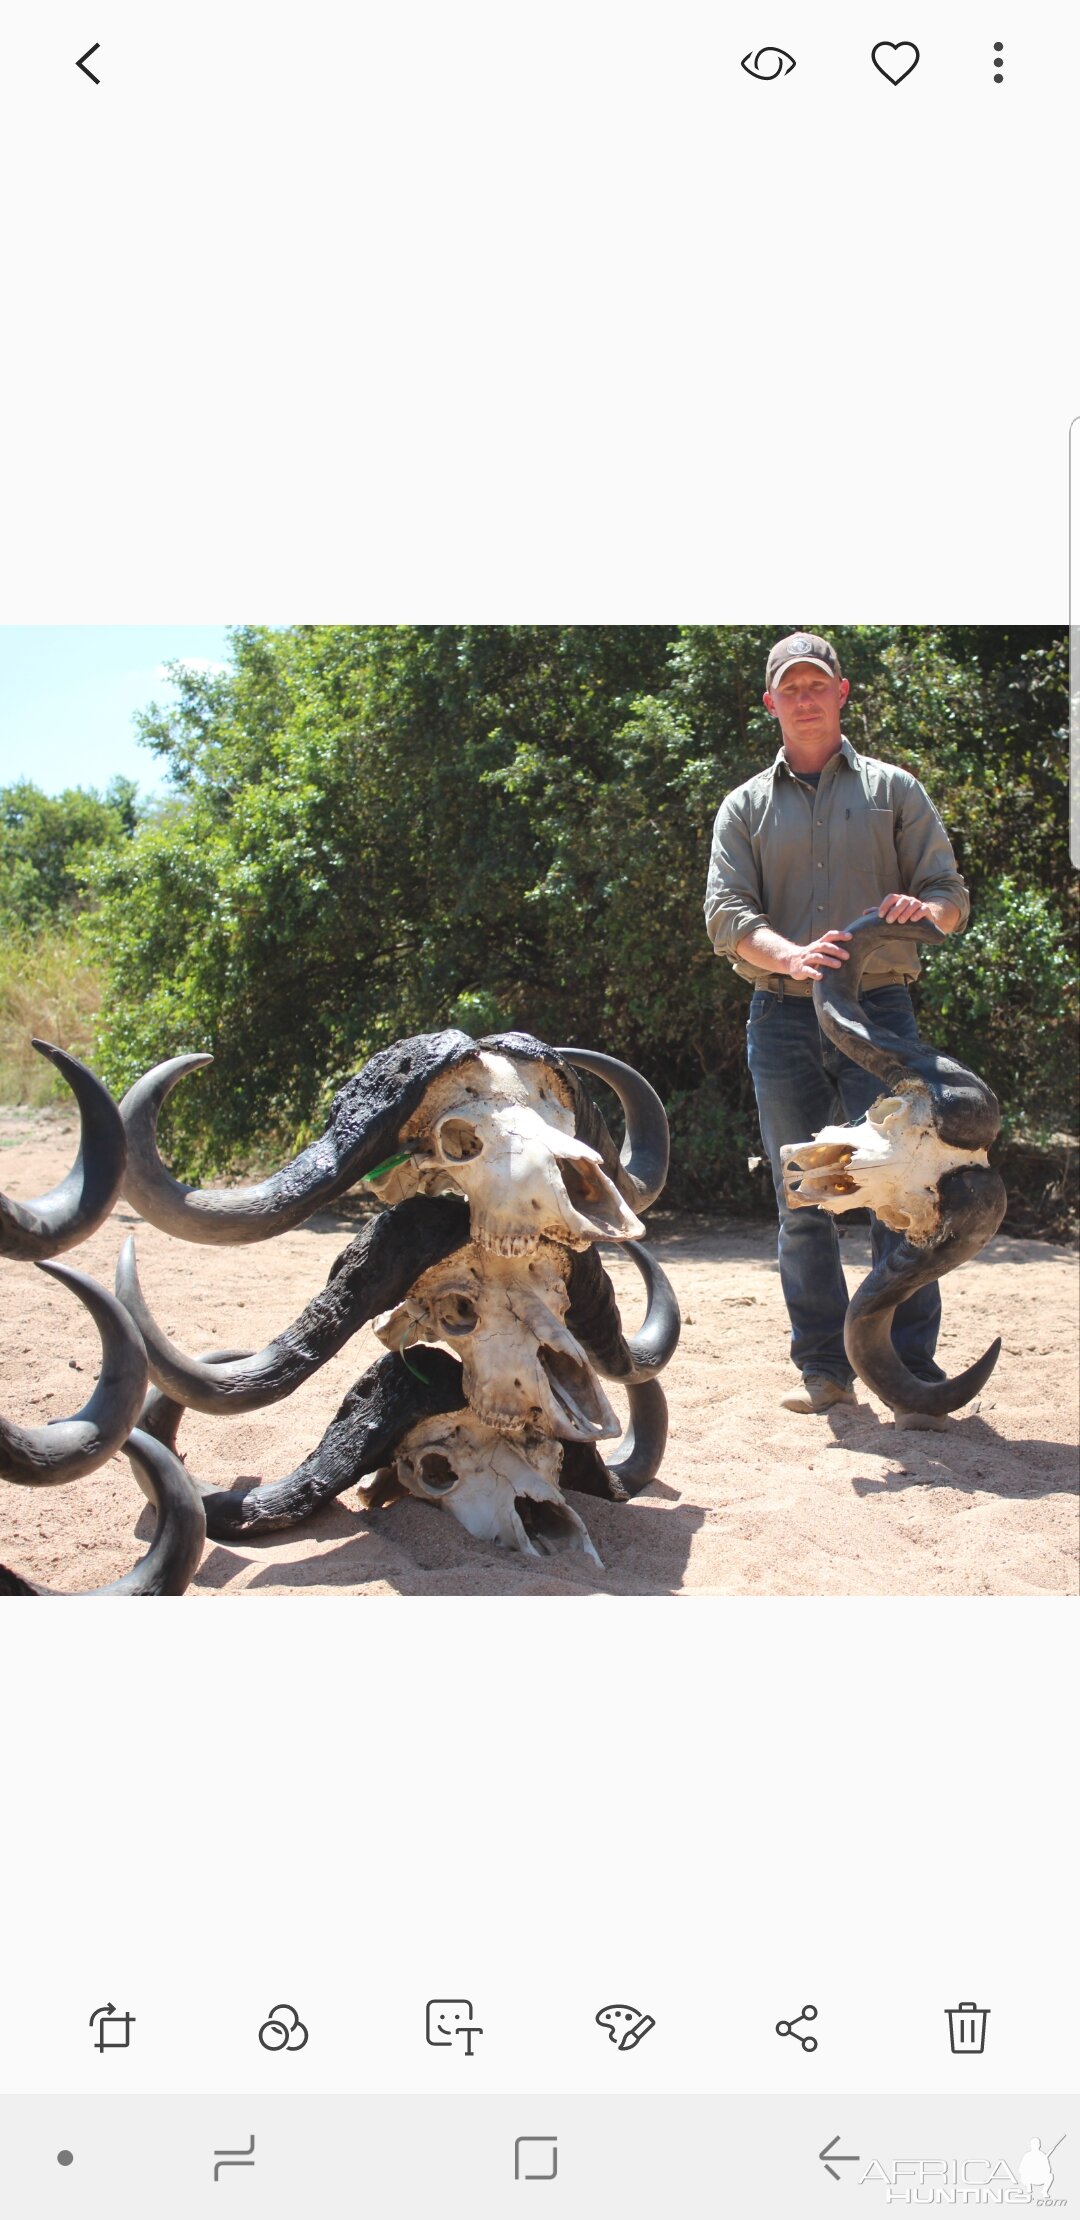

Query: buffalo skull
left=373, top=1240, right=620, bottom=1441
left=387, top=1410, right=603, bottom=1563
left=780, top=1086, right=989, bottom=1242
left=374, top=1052, right=646, bottom=1254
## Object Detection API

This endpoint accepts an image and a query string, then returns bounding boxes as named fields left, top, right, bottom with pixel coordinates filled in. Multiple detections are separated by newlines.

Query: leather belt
left=753, top=971, right=909, bottom=1001
left=756, top=977, right=816, bottom=999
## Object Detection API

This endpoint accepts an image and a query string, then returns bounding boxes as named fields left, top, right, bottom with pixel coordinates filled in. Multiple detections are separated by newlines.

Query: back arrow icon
left=77, top=43, right=101, bottom=84
left=819, top=2134, right=860, bottom=2180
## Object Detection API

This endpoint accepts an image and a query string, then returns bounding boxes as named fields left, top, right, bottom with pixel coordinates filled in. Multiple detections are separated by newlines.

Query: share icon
left=776, top=2002, right=818, bottom=2051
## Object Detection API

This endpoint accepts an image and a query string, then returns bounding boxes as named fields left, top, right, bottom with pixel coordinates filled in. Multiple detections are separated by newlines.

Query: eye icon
left=741, top=46, right=796, bottom=79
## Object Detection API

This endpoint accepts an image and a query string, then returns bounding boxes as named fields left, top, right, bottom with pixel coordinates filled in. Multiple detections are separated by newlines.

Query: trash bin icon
left=946, top=2002, right=989, bottom=2054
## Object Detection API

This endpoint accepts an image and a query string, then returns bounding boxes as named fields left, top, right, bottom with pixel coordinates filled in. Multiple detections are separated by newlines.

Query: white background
left=0, top=0, right=1076, bottom=2125
left=0, top=1, right=1075, bottom=617
left=0, top=1604, right=1073, bottom=2097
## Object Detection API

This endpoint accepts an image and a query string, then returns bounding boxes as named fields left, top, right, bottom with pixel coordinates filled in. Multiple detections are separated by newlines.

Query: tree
left=0, top=777, right=139, bottom=933
left=84, top=624, right=1076, bottom=1198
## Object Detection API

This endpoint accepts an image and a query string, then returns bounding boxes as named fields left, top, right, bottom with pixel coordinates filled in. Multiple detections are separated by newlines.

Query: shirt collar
left=773, top=735, right=859, bottom=779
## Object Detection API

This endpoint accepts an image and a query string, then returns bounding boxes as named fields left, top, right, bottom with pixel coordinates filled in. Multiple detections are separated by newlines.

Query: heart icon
left=871, top=40, right=920, bottom=84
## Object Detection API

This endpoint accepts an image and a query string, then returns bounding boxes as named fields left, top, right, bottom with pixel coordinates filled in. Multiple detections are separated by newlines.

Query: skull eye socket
left=416, top=1452, right=458, bottom=1496
left=438, top=1118, right=484, bottom=1162
left=435, top=1294, right=479, bottom=1338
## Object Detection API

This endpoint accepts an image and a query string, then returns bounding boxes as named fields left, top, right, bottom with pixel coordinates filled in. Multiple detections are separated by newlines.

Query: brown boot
left=779, top=1374, right=858, bottom=1414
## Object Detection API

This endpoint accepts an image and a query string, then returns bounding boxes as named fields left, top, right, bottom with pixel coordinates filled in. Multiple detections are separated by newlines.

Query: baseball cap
left=766, top=632, right=842, bottom=689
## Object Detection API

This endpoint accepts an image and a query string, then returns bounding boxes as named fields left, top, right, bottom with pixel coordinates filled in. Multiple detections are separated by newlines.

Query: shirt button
left=816, top=862, right=823, bottom=870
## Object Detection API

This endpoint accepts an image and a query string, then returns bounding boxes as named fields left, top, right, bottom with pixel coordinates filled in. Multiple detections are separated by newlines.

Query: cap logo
left=790, top=635, right=814, bottom=654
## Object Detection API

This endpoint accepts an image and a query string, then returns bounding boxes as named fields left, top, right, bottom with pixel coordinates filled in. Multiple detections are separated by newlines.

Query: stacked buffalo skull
left=1, top=1029, right=679, bottom=1592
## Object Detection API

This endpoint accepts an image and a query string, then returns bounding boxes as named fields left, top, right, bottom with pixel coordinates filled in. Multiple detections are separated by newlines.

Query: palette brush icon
left=595, top=2004, right=656, bottom=2051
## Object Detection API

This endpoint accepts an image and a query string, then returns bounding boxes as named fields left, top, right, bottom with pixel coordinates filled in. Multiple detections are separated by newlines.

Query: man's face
left=763, top=660, right=850, bottom=749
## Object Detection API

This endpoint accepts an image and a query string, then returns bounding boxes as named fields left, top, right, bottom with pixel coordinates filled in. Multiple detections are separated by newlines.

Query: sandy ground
left=1, top=1107, right=1077, bottom=1598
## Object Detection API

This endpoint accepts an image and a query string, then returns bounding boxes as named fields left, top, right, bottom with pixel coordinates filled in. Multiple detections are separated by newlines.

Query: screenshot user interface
left=0, top=4, right=1076, bottom=2215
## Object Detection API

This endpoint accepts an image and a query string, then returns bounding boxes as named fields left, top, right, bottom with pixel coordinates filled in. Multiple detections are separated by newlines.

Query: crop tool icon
left=90, top=2004, right=135, bottom=2051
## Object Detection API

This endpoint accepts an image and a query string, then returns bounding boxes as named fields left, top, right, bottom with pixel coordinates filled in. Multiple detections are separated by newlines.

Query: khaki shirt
left=704, top=737, right=970, bottom=989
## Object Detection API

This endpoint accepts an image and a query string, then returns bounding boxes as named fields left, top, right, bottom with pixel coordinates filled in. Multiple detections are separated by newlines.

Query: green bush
left=917, top=876, right=1078, bottom=1140
left=0, top=777, right=138, bottom=933
left=663, top=1075, right=764, bottom=1212
left=62, top=624, right=1074, bottom=1207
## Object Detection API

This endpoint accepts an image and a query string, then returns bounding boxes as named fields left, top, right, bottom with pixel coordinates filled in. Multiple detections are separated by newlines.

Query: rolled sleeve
left=704, top=796, right=770, bottom=958
left=893, top=773, right=970, bottom=928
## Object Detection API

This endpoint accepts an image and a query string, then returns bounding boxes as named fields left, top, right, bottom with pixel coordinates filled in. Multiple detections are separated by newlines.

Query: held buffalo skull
left=373, top=1241, right=621, bottom=1442
left=780, top=1086, right=989, bottom=1242
left=372, top=1053, right=646, bottom=1254
left=781, top=909, right=1007, bottom=1420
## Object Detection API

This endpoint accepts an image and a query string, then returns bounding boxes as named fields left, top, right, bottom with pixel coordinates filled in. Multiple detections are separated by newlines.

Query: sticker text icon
left=426, top=1999, right=483, bottom=2055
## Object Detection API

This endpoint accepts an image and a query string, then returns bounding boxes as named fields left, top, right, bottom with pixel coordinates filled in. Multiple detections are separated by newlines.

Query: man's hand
left=877, top=892, right=933, bottom=924
left=877, top=893, right=961, bottom=931
left=789, top=929, right=851, bottom=980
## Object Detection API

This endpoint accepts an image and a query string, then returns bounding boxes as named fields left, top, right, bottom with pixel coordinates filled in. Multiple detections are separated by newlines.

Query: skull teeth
left=473, top=1227, right=542, bottom=1257
left=469, top=1396, right=533, bottom=1436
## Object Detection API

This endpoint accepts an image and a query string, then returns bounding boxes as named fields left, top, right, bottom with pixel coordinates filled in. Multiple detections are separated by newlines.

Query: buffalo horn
left=114, top=1195, right=470, bottom=1415
left=0, top=1041, right=126, bottom=1260
left=845, top=1163, right=1008, bottom=1416
left=0, top=1429, right=206, bottom=1596
left=556, top=1048, right=670, bottom=1208
left=567, top=1241, right=681, bottom=1382
left=812, top=911, right=1001, bottom=1150
left=190, top=1348, right=468, bottom=1538
left=0, top=1262, right=148, bottom=1484
left=119, top=1054, right=349, bottom=1244
left=560, top=1378, right=670, bottom=1502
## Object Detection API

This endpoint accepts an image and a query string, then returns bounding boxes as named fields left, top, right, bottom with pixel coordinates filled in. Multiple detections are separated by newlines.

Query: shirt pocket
left=840, top=802, right=898, bottom=913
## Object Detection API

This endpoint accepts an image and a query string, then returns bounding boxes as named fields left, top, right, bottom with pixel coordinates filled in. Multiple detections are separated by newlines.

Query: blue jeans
left=745, top=985, right=944, bottom=1387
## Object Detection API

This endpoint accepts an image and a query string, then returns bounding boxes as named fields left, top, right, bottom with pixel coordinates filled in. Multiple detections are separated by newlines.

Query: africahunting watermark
left=859, top=2132, right=1066, bottom=2205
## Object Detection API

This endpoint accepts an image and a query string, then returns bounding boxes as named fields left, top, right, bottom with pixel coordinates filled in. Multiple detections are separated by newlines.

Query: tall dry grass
left=0, top=922, right=104, bottom=1106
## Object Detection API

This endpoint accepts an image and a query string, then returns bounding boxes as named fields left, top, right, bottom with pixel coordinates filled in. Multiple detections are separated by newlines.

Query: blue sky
left=0, top=626, right=235, bottom=798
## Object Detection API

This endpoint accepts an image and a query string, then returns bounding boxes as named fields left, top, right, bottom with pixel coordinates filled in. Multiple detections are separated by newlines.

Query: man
left=704, top=632, right=970, bottom=1423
